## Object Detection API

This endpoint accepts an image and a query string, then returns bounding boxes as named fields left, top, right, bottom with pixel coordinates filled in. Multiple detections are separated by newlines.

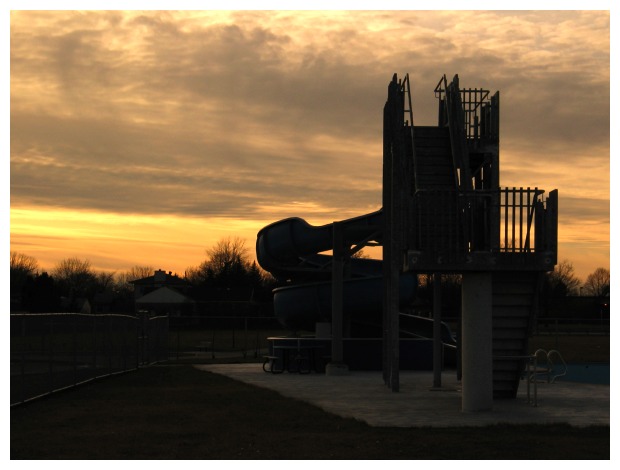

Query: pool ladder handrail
left=526, top=348, right=568, bottom=406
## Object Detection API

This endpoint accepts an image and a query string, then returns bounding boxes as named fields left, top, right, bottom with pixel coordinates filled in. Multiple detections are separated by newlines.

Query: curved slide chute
left=256, top=209, right=418, bottom=332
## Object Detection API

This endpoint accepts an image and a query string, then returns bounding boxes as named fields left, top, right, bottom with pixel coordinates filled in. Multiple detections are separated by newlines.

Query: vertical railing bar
left=525, top=187, right=539, bottom=253
left=528, top=188, right=532, bottom=250
left=503, top=188, right=508, bottom=251
left=525, top=188, right=531, bottom=252
left=511, top=187, right=516, bottom=253
left=519, top=188, right=524, bottom=252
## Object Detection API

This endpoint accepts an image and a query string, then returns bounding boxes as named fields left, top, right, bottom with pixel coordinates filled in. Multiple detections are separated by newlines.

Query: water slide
left=256, top=209, right=419, bottom=333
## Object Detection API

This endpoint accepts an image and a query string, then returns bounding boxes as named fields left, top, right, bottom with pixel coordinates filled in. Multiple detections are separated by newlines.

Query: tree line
left=10, top=241, right=610, bottom=317
left=10, top=237, right=278, bottom=313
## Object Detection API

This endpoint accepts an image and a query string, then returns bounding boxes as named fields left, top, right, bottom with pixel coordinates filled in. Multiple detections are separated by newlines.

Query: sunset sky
left=8, top=7, right=611, bottom=282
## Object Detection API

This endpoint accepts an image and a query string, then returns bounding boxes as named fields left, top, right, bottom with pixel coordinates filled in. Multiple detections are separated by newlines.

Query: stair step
left=414, top=125, right=450, bottom=138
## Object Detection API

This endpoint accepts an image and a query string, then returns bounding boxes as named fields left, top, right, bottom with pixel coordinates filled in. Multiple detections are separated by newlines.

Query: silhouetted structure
left=381, top=74, right=557, bottom=407
left=256, top=74, right=558, bottom=410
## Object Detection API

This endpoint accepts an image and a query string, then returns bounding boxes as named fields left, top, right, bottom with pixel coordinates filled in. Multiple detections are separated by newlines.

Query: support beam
left=461, top=272, right=493, bottom=411
left=432, top=273, right=442, bottom=389
left=326, top=221, right=349, bottom=376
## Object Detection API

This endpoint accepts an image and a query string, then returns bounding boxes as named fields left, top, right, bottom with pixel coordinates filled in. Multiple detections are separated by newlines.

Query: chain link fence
left=10, top=313, right=169, bottom=406
left=167, top=315, right=286, bottom=361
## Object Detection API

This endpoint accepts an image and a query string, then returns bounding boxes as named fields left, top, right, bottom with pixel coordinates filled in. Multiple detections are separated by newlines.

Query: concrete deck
left=197, top=364, right=609, bottom=428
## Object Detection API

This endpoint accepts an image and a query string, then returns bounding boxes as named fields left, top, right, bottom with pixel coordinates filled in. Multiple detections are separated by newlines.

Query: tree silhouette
left=545, top=259, right=581, bottom=296
left=114, top=266, right=155, bottom=296
left=51, top=257, right=97, bottom=308
left=10, top=252, right=40, bottom=311
left=582, top=268, right=610, bottom=297
left=186, top=237, right=274, bottom=302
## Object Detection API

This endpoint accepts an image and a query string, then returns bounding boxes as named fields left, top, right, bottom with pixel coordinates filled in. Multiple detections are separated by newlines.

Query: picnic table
left=263, top=338, right=328, bottom=374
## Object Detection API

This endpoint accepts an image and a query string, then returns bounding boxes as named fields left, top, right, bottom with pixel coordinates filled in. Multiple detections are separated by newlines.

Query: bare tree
left=546, top=259, right=581, bottom=296
left=52, top=257, right=96, bottom=300
left=95, top=271, right=117, bottom=292
left=116, top=265, right=155, bottom=284
left=10, top=252, right=40, bottom=310
left=204, top=237, right=250, bottom=275
left=114, top=265, right=155, bottom=297
left=10, top=251, right=39, bottom=275
left=582, top=268, right=610, bottom=297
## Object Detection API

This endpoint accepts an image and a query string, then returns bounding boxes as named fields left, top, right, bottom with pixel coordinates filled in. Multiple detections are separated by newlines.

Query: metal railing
left=10, top=312, right=168, bottom=406
left=412, top=187, right=556, bottom=261
left=525, top=349, right=568, bottom=406
left=435, top=74, right=471, bottom=190
left=435, top=74, right=499, bottom=143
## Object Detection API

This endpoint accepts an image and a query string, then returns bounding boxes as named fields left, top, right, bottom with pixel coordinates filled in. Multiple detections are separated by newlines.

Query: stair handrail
left=438, top=74, right=472, bottom=191
left=399, top=73, right=419, bottom=194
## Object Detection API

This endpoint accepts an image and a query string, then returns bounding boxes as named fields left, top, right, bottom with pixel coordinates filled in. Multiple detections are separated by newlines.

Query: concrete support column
left=432, top=273, right=442, bottom=389
left=461, top=272, right=493, bottom=412
left=326, top=221, right=349, bottom=376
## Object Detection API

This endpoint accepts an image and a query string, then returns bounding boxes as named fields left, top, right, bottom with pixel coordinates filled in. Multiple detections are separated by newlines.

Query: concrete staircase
left=492, top=271, right=541, bottom=398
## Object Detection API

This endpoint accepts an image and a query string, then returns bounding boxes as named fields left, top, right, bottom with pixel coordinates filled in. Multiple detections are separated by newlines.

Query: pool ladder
left=526, top=348, right=568, bottom=406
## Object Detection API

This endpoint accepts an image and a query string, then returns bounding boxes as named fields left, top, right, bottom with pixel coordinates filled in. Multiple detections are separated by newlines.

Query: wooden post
left=326, top=221, right=349, bottom=375
left=432, top=273, right=442, bottom=389
left=382, top=80, right=394, bottom=387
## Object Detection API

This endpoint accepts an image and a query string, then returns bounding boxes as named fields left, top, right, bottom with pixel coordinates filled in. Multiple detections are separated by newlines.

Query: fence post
left=176, top=322, right=180, bottom=362
left=107, top=315, right=112, bottom=375
left=122, top=316, right=127, bottom=372
left=211, top=328, right=216, bottom=359
left=243, top=317, right=248, bottom=358
left=49, top=315, right=54, bottom=396
left=73, top=314, right=78, bottom=386
left=93, top=315, right=97, bottom=378
left=136, top=316, right=140, bottom=369
left=20, top=315, right=26, bottom=404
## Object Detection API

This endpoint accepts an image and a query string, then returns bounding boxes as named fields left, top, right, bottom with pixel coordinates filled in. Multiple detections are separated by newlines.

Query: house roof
left=135, top=286, right=194, bottom=305
left=131, top=269, right=189, bottom=286
left=131, top=276, right=189, bottom=286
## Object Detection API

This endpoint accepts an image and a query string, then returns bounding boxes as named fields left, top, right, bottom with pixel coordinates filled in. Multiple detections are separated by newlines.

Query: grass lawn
left=11, top=364, right=609, bottom=460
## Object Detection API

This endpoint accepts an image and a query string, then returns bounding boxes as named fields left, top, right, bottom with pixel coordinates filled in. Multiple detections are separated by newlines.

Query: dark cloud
left=10, top=10, right=609, bottom=229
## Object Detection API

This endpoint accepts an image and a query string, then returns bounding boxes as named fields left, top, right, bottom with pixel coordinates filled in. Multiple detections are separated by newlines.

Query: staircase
left=410, top=125, right=464, bottom=257
left=412, top=126, right=456, bottom=190
left=491, top=271, right=541, bottom=398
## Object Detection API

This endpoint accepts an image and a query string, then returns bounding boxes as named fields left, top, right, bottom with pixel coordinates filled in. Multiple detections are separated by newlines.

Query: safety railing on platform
left=435, top=74, right=499, bottom=143
left=10, top=312, right=168, bottom=406
left=412, top=187, right=556, bottom=262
